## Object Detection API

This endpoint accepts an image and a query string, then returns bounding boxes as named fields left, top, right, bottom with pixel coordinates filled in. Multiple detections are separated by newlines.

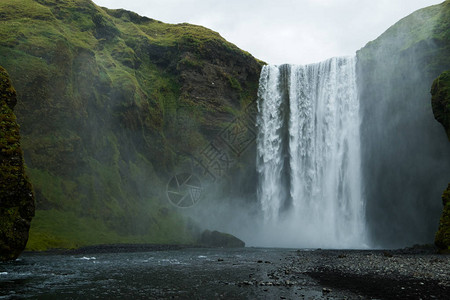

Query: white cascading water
left=256, top=57, right=366, bottom=248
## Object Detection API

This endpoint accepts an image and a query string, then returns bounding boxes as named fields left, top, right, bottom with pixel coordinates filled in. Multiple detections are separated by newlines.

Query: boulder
left=198, top=230, right=245, bottom=248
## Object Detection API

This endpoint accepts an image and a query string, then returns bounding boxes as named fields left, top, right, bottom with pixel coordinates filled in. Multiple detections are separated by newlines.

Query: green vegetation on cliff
left=357, top=1, right=450, bottom=76
left=431, top=71, right=450, bottom=139
left=0, top=0, right=262, bottom=250
left=431, top=71, right=450, bottom=252
left=434, top=184, right=450, bottom=251
left=356, top=0, right=450, bottom=247
left=0, top=66, right=35, bottom=260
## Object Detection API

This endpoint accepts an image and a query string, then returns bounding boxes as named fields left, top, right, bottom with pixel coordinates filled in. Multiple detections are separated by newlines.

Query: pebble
left=234, top=248, right=449, bottom=299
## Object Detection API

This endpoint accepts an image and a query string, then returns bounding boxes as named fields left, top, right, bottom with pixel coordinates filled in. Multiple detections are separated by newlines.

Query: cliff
left=0, top=0, right=262, bottom=250
left=0, top=66, right=35, bottom=260
left=431, top=71, right=450, bottom=139
left=434, top=183, right=450, bottom=251
left=431, top=71, right=450, bottom=251
left=356, top=0, right=450, bottom=247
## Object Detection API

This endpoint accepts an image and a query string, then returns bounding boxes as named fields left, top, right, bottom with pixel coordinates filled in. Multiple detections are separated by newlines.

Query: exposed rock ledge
left=0, top=66, right=35, bottom=261
left=198, top=230, right=245, bottom=248
left=431, top=71, right=450, bottom=252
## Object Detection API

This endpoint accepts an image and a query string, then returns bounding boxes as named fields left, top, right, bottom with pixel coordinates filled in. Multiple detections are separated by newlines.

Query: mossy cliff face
left=356, top=1, right=450, bottom=247
left=0, top=0, right=262, bottom=249
left=434, top=183, right=450, bottom=251
left=431, top=71, right=450, bottom=139
left=431, top=71, right=450, bottom=251
left=0, top=66, right=35, bottom=260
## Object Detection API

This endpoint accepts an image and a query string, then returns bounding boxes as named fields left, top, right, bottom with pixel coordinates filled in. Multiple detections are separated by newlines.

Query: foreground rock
left=272, top=248, right=450, bottom=299
left=431, top=71, right=450, bottom=252
left=435, top=184, right=450, bottom=252
left=432, top=71, right=450, bottom=139
left=197, top=230, right=245, bottom=248
left=0, top=66, right=35, bottom=261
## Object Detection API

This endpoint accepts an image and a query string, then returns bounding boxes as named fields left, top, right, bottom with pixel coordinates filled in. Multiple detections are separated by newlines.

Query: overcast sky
left=93, top=0, right=443, bottom=65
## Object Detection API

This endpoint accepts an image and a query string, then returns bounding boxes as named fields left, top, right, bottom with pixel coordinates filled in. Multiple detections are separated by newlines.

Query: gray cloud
left=93, top=0, right=443, bottom=64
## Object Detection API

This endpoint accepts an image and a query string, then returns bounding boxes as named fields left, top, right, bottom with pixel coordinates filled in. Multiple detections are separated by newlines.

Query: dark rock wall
left=0, top=66, right=35, bottom=261
left=434, top=183, right=450, bottom=251
left=357, top=1, right=450, bottom=247
left=198, top=230, right=245, bottom=248
left=431, top=71, right=450, bottom=139
left=431, top=71, right=450, bottom=251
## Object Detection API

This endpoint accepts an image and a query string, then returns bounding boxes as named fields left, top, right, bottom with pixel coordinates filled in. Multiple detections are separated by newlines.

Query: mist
left=174, top=2, right=450, bottom=250
left=356, top=4, right=450, bottom=248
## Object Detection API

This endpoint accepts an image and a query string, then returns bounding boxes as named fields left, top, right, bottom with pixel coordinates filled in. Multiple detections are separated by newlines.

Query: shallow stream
left=0, top=247, right=332, bottom=299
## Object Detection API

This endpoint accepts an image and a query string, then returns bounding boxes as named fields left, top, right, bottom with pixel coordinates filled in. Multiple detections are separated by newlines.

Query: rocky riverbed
left=1, top=246, right=449, bottom=299
left=258, top=247, right=450, bottom=299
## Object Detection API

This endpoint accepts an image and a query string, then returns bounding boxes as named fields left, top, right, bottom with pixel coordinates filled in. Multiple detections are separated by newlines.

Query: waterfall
left=256, top=56, right=366, bottom=248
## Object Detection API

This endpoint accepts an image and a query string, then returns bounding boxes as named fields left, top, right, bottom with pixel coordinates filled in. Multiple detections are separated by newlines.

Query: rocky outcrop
left=431, top=71, right=450, bottom=140
left=198, top=230, right=245, bottom=248
left=0, top=66, right=35, bottom=260
left=356, top=0, right=450, bottom=247
left=431, top=71, right=450, bottom=252
left=434, top=184, right=450, bottom=252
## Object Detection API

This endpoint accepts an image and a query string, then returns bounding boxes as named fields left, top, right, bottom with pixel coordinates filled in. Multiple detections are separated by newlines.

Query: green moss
left=0, top=0, right=261, bottom=251
left=178, top=55, right=204, bottom=70
left=227, top=75, right=243, bottom=91
left=432, top=70, right=450, bottom=251
left=27, top=206, right=195, bottom=251
left=0, top=65, right=35, bottom=260
left=435, top=184, right=450, bottom=251
left=0, top=0, right=54, bottom=21
left=0, top=66, right=31, bottom=201
left=431, top=71, right=450, bottom=139
left=355, top=0, right=450, bottom=246
left=111, top=39, right=139, bottom=68
left=26, top=168, right=78, bottom=210
left=357, top=1, right=450, bottom=77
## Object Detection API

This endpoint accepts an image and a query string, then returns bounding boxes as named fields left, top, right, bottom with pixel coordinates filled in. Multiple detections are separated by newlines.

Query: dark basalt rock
left=434, top=184, right=450, bottom=252
left=198, top=230, right=245, bottom=248
left=431, top=71, right=450, bottom=140
left=356, top=1, right=450, bottom=247
left=431, top=71, right=450, bottom=252
left=0, top=66, right=35, bottom=261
